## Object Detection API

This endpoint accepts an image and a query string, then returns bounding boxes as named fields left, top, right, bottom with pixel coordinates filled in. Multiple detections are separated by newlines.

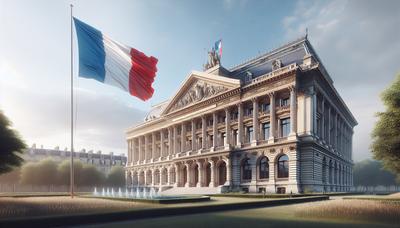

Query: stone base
left=268, top=137, right=275, bottom=144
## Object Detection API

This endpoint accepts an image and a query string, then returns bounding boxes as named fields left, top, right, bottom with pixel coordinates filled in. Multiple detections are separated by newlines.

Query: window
left=259, top=157, right=269, bottom=179
left=221, top=133, right=226, bottom=146
left=280, top=98, right=289, bottom=107
left=262, top=123, right=270, bottom=140
left=247, top=126, right=253, bottom=142
left=262, top=103, right=270, bottom=112
left=247, top=108, right=253, bottom=116
left=277, top=155, right=289, bottom=178
left=231, top=112, right=238, bottom=120
left=233, top=130, right=238, bottom=145
left=280, top=118, right=290, bottom=137
left=242, top=159, right=252, bottom=181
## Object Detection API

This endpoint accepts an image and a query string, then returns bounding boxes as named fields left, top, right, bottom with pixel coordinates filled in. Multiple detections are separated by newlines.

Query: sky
left=0, top=0, right=399, bottom=160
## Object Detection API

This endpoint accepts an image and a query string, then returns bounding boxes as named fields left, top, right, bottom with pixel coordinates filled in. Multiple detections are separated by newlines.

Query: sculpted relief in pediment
left=171, top=80, right=229, bottom=111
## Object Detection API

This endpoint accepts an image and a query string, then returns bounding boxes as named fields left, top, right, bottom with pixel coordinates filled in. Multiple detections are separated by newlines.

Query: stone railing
left=249, top=63, right=297, bottom=85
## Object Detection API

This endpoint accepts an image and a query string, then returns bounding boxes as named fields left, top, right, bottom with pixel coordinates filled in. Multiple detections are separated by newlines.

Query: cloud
left=282, top=0, right=400, bottom=161
left=0, top=65, right=145, bottom=155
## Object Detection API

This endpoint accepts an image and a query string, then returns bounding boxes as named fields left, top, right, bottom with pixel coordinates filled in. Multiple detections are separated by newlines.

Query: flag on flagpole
left=73, top=17, right=158, bottom=101
left=214, top=39, right=222, bottom=59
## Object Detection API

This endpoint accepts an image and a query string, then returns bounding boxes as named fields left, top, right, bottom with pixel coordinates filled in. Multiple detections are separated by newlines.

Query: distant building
left=25, top=144, right=127, bottom=174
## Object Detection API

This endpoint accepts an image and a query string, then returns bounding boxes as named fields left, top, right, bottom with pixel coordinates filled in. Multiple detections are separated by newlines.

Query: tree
left=20, top=159, right=58, bottom=185
left=371, top=74, right=400, bottom=181
left=57, top=160, right=105, bottom=187
left=353, top=159, right=397, bottom=186
left=106, top=166, right=125, bottom=187
left=80, top=164, right=105, bottom=187
left=0, top=168, right=21, bottom=184
left=0, top=110, right=26, bottom=174
left=57, top=160, right=83, bottom=186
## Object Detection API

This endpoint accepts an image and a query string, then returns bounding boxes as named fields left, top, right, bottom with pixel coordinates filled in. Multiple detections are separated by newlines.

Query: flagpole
left=70, top=3, right=75, bottom=199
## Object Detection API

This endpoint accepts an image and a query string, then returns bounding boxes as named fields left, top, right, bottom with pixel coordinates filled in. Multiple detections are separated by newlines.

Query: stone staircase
left=161, top=186, right=221, bottom=195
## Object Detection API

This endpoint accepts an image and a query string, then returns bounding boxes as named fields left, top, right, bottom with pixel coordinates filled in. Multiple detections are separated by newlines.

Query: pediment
left=162, top=71, right=241, bottom=114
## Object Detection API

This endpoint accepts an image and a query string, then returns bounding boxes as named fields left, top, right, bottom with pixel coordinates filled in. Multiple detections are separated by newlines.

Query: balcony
left=276, top=105, right=290, bottom=112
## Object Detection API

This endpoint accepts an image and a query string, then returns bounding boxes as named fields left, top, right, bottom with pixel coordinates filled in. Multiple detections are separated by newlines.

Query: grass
left=0, top=196, right=158, bottom=218
left=0, top=195, right=271, bottom=219
left=85, top=198, right=400, bottom=228
left=294, top=199, right=400, bottom=224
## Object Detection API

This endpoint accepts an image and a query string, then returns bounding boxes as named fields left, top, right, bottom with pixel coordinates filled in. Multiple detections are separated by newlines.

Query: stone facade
left=125, top=36, right=357, bottom=194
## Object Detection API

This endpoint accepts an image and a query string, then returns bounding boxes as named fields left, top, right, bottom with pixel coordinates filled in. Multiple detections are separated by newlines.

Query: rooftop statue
left=203, top=48, right=220, bottom=70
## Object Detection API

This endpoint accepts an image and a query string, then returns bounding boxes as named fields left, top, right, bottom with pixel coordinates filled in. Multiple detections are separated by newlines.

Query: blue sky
left=0, top=0, right=399, bottom=160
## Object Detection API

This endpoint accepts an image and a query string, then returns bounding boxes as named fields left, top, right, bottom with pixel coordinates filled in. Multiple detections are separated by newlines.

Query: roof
left=229, top=36, right=309, bottom=80
left=142, top=35, right=355, bottom=124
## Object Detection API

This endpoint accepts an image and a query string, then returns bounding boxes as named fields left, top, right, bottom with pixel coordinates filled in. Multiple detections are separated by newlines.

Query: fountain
left=90, top=186, right=210, bottom=204
left=118, top=188, right=122, bottom=198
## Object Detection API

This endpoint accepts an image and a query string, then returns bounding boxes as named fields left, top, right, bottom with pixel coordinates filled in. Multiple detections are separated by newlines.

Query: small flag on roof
left=214, top=39, right=222, bottom=59
left=73, top=17, right=158, bottom=101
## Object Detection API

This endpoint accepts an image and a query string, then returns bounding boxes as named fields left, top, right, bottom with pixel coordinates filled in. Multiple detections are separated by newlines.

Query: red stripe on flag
left=128, top=48, right=158, bottom=101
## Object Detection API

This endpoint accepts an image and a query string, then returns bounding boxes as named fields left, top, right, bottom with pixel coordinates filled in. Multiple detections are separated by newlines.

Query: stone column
left=252, top=97, right=259, bottom=146
left=209, top=160, right=215, bottom=187
left=212, top=112, right=218, bottom=149
left=268, top=92, right=276, bottom=143
left=174, top=164, right=179, bottom=187
left=185, top=163, right=190, bottom=187
left=321, top=96, right=325, bottom=141
left=138, top=137, right=143, bottom=162
left=145, top=135, right=149, bottom=162
left=181, top=122, right=186, bottom=152
left=289, top=86, right=297, bottom=139
left=197, top=161, right=203, bottom=187
left=327, top=106, right=331, bottom=146
left=130, top=171, right=138, bottom=187
left=151, top=170, right=155, bottom=186
left=225, top=158, right=232, bottom=186
left=237, top=103, right=244, bottom=147
left=312, top=90, right=317, bottom=136
left=131, top=138, right=136, bottom=163
left=152, top=133, right=156, bottom=161
left=334, top=113, right=338, bottom=150
left=174, top=125, right=179, bottom=154
left=191, top=119, right=196, bottom=151
left=160, top=130, right=165, bottom=158
left=202, top=116, right=207, bottom=150
left=168, top=127, right=173, bottom=156
left=144, top=169, right=148, bottom=186
left=224, top=108, right=231, bottom=149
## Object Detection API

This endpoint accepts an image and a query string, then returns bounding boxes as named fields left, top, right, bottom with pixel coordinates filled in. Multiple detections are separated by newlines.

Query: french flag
left=73, top=17, right=158, bottom=101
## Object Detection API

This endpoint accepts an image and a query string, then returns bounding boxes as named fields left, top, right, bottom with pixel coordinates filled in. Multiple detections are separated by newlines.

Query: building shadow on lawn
left=84, top=212, right=397, bottom=228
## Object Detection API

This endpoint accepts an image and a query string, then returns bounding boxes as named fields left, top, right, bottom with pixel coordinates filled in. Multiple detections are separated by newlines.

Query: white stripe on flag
left=103, top=35, right=131, bottom=92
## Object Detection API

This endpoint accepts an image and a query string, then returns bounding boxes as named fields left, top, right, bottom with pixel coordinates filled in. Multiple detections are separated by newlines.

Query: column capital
left=236, top=102, right=243, bottom=108
left=268, top=91, right=275, bottom=97
left=251, top=96, right=259, bottom=102
left=288, top=85, right=296, bottom=92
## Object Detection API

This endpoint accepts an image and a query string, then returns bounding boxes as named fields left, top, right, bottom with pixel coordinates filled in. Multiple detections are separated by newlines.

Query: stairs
left=161, top=186, right=221, bottom=195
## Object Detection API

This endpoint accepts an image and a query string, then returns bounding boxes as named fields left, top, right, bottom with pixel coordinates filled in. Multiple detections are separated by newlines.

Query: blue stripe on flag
left=73, top=17, right=106, bottom=82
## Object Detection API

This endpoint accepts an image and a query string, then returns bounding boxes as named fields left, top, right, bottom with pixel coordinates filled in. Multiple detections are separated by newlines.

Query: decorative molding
left=170, top=80, right=229, bottom=112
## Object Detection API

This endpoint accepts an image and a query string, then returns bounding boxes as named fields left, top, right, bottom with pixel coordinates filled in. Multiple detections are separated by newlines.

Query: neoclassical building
left=125, top=36, right=357, bottom=194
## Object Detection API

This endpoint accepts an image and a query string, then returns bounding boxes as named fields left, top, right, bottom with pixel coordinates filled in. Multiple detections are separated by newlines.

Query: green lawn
left=82, top=198, right=400, bottom=228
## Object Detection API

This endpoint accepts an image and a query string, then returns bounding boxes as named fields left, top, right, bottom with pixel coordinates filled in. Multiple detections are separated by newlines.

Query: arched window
left=259, top=157, right=269, bottom=179
left=277, top=155, right=289, bottom=178
left=242, top=159, right=252, bottom=181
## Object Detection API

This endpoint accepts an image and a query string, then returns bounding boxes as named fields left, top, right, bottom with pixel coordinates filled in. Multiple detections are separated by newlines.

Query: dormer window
left=245, top=71, right=253, bottom=82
